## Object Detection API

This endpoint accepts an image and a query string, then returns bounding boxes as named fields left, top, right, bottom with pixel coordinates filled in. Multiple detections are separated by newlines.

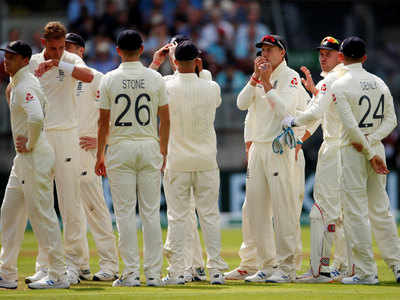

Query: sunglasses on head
left=322, top=36, right=339, bottom=45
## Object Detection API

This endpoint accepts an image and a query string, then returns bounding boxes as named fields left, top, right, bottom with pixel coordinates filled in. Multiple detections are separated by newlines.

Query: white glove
left=282, top=115, right=296, bottom=129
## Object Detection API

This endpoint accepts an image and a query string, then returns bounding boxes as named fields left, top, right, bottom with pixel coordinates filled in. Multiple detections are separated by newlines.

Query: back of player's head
left=117, top=29, right=143, bottom=51
left=170, top=34, right=190, bottom=45
left=340, top=36, right=366, bottom=59
left=317, top=36, right=341, bottom=51
left=43, top=21, right=67, bottom=40
left=0, top=40, right=32, bottom=59
left=175, top=41, right=200, bottom=61
left=66, top=32, right=85, bottom=48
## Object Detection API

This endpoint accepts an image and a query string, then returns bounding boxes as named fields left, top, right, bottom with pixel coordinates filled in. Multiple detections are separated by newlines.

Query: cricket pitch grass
left=1, top=227, right=400, bottom=300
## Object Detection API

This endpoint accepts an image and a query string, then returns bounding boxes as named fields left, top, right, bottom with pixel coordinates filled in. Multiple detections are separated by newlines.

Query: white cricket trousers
left=163, top=169, right=228, bottom=276
left=340, top=142, right=400, bottom=277
left=246, top=142, right=297, bottom=277
left=310, top=140, right=347, bottom=275
left=0, top=138, right=66, bottom=281
left=293, top=149, right=305, bottom=270
left=164, top=188, right=205, bottom=273
left=79, top=147, right=118, bottom=273
left=35, top=128, right=88, bottom=273
left=106, top=139, right=163, bottom=278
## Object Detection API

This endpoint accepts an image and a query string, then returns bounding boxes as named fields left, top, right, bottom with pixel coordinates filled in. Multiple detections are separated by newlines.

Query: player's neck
left=121, top=56, right=140, bottom=63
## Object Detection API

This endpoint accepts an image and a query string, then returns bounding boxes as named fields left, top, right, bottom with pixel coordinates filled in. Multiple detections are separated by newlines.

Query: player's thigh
left=193, top=169, right=219, bottom=213
left=163, top=169, right=192, bottom=219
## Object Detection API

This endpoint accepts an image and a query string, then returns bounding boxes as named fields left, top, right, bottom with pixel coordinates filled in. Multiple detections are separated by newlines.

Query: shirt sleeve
left=237, top=82, right=256, bottom=110
left=262, top=73, right=301, bottom=117
left=213, top=81, right=222, bottom=108
left=158, top=76, right=168, bottom=107
left=367, top=83, right=397, bottom=144
left=332, top=83, right=375, bottom=160
left=98, top=75, right=111, bottom=110
left=244, top=110, right=254, bottom=142
left=199, top=69, right=212, bottom=81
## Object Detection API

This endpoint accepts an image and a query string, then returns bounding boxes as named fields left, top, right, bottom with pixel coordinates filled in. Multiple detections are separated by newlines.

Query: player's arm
left=35, top=59, right=93, bottom=82
left=149, top=44, right=171, bottom=70
left=332, top=88, right=375, bottom=160
left=95, top=108, right=110, bottom=176
left=16, top=88, right=44, bottom=152
left=237, top=57, right=265, bottom=110
left=5, top=82, right=11, bottom=105
left=367, top=86, right=397, bottom=144
left=158, top=104, right=170, bottom=160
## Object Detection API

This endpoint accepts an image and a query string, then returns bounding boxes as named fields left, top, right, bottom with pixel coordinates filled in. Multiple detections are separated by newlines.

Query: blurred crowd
left=0, top=0, right=400, bottom=171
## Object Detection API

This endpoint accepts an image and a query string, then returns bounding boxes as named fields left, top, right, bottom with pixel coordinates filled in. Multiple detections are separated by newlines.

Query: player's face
left=3, top=52, right=26, bottom=76
left=65, top=42, right=83, bottom=58
left=44, top=38, right=65, bottom=60
left=261, top=45, right=285, bottom=69
left=319, top=49, right=340, bottom=73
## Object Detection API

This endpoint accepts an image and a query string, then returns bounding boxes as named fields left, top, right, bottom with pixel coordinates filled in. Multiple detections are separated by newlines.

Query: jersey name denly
left=360, top=80, right=377, bottom=91
left=122, top=79, right=145, bottom=89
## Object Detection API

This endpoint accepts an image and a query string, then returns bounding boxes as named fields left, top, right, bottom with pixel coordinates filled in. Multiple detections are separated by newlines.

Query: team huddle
left=0, top=20, right=398, bottom=290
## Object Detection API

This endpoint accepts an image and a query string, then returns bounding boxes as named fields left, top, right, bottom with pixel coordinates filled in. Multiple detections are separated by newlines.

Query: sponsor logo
left=25, top=93, right=34, bottom=102
left=95, top=90, right=100, bottom=101
left=76, top=81, right=83, bottom=96
left=327, top=224, right=336, bottom=232
left=320, top=83, right=327, bottom=94
left=289, top=77, right=298, bottom=88
left=57, top=69, right=65, bottom=81
left=332, top=93, right=337, bottom=103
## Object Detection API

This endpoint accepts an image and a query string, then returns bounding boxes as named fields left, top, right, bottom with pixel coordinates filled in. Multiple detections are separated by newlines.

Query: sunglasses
left=322, top=36, right=339, bottom=45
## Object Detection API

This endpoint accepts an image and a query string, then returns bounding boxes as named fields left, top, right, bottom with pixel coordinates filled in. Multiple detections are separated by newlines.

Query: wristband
left=58, top=61, right=75, bottom=75
left=251, top=76, right=261, bottom=84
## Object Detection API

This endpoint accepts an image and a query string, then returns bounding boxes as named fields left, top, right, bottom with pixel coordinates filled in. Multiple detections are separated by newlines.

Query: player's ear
left=40, top=38, right=46, bottom=47
left=338, top=52, right=344, bottom=62
left=362, top=55, right=367, bottom=63
left=80, top=47, right=85, bottom=57
left=139, top=45, right=144, bottom=55
left=116, top=46, right=122, bottom=58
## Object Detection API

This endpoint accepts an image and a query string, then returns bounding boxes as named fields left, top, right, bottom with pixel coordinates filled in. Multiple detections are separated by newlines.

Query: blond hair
left=43, top=21, right=67, bottom=40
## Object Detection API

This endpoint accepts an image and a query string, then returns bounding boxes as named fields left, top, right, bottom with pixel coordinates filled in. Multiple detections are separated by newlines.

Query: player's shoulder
left=143, top=67, right=163, bottom=80
left=369, top=72, right=389, bottom=91
left=62, top=51, right=84, bottom=64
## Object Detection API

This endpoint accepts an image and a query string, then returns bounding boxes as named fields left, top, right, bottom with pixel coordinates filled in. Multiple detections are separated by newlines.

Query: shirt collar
left=10, top=65, right=30, bottom=87
left=343, top=62, right=363, bottom=71
left=320, top=63, right=344, bottom=78
left=177, top=72, right=198, bottom=80
left=271, top=60, right=287, bottom=80
left=41, top=49, right=66, bottom=62
left=120, top=61, right=143, bottom=69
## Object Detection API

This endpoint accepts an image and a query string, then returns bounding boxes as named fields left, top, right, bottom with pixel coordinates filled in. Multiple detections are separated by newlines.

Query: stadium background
left=0, top=0, right=399, bottom=225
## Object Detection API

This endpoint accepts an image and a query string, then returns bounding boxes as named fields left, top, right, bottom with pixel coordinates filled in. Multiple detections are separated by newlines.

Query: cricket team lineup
left=0, top=20, right=399, bottom=290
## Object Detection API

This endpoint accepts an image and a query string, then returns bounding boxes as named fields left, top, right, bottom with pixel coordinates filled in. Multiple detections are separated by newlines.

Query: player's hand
left=351, top=142, right=363, bottom=152
left=369, top=155, right=390, bottom=175
left=15, top=135, right=31, bottom=153
left=80, top=136, right=97, bottom=151
left=300, top=66, right=317, bottom=96
left=245, top=141, right=252, bottom=165
left=253, top=56, right=267, bottom=79
left=95, top=158, right=107, bottom=176
left=259, top=62, right=273, bottom=92
left=295, top=143, right=302, bottom=161
left=35, top=59, right=57, bottom=77
left=282, top=115, right=295, bottom=129
left=151, top=44, right=172, bottom=68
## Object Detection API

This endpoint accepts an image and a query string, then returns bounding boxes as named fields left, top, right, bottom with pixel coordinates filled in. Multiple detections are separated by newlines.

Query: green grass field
left=1, top=227, right=400, bottom=300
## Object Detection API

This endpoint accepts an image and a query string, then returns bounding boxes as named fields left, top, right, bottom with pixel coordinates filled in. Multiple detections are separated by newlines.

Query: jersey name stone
left=122, top=79, right=145, bottom=89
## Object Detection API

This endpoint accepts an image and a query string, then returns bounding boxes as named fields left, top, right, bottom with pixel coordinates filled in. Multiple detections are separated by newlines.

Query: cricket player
left=150, top=36, right=209, bottom=283
left=26, top=21, right=94, bottom=285
left=95, top=29, right=170, bottom=287
left=236, top=34, right=309, bottom=283
left=329, top=36, right=400, bottom=284
left=282, top=36, right=350, bottom=282
left=64, top=32, right=119, bottom=281
left=0, top=40, right=68, bottom=289
left=225, top=55, right=267, bottom=281
left=162, top=41, right=228, bottom=285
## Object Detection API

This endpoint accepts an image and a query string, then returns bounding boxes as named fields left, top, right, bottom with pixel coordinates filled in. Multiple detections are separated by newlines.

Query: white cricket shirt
left=76, top=67, right=103, bottom=137
left=295, top=63, right=346, bottom=140
left=165, top=73, right=221, bottom=171
left=98, top=61, right=168, bottom=145
left=332, top=63, right=397, bottom=159
left=9, top=65, right=46, bottom=148
left=29, top=50, right=87, bottom=131
left=237, top=60, right=308, bottom=142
